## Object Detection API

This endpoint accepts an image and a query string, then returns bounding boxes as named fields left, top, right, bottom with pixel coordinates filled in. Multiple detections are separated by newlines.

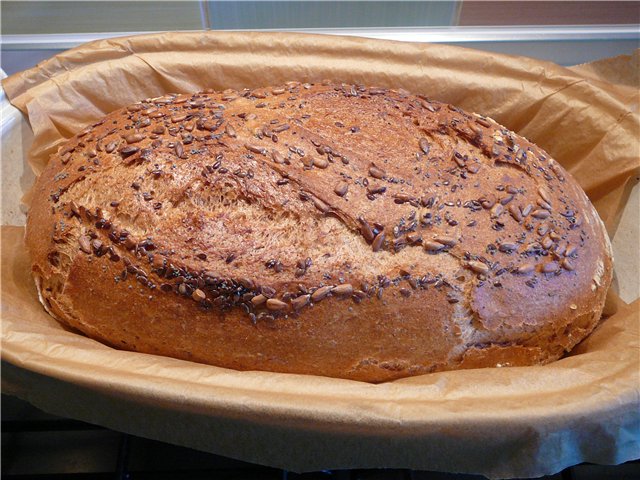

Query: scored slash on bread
left=26, top=81, right=612, bottom=382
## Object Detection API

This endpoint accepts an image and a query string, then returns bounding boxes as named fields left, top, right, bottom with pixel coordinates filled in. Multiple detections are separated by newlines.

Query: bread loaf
left=26, top=82, right=613, bottom=382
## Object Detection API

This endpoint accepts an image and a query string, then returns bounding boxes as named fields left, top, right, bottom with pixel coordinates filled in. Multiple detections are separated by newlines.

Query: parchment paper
left=1, top=32, right=639, bottom=478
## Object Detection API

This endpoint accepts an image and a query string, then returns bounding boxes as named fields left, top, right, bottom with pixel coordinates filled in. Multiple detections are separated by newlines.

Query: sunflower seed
left=554, top=242, right=567, bottom=256
left=312, top=196, right=330, bottom=213
left=271, top=150, right=285, bottom=164
left=406, top=232, right=422, bottom=244
left=424, top=241, right=445, bottom=252
left=531, top=209, right=550, bottom=219
left=419, top=138, right=430, bottom=154
left=500, top=194, right=514, bottom=205
left=171, top=114, right=188, bottom=123
left=192, top=289, right=207, bottom=302
left=467, top=261, right=489, bottom=274
left=466, top=164, right=480, bottom=174
left=369, top=165, right=385, bottom=179
left=119, top=146, right=139, bottom=157
left=490, top=203, right=504, bottom=218
left=393, top=193, right=412, bottom=204
left=372, top=231, right=385, bottom=252
left=78, top=235, right=92, bottom=254
left=331, top=284, right=353, bottom=296
left=538, top=187, right=553, bottom=204
left=311, top=286, right=332, bottom=302
left=261, top=286, right=276, bottom=298
left=225, top=124, right=237, bottom=138
left=175, top=142, right=184, bottom=158
left=541, top=236, right=554, bottom=250
left=334, top=181, right=349, bottom=197
left=125, top=133, right=146, bottom=144
left=367, top=185, right=386, bottom=195
left=313, top=157, right=329, bottom=169
left=433, top=235, right=457, bottom=246
left=291, top=294, right=310, bottom=310
left=245, top=144, right=267, bottom=155
left=562, top=258, right=576, bottom=271
left=358, top=217, right=375, bottom=243
left=481, top=197, right=495, bottom=209
left=516, top=263, right=535, bottom=274
left=536, top=199, right=552, bottom=211
left=498, top=242, right=518, bottom=253
left=266, top=298, right=288, bottom=311
left=537, top=224, right=549, bottom=236
left=509, top=204, right=523, bottom=222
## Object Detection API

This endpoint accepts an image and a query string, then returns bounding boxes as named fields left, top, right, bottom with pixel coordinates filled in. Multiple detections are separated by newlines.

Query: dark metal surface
left=2, top=394, right=638, bottom=480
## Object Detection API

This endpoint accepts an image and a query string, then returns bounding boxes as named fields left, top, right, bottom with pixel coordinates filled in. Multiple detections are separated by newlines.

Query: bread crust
left=26, top=82, right=613, bottom=382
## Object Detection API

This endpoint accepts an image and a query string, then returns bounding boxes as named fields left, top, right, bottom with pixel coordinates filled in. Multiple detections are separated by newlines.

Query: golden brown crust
left=26, top=82, right=613, bottom=382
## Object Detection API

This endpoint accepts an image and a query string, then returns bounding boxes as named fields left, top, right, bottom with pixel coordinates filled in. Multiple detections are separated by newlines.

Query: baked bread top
left=26, top=82, right=613, bottom=382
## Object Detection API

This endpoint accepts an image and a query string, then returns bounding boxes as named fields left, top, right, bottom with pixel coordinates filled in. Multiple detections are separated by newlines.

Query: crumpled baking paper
left=2, top=32, right=639, bottom=478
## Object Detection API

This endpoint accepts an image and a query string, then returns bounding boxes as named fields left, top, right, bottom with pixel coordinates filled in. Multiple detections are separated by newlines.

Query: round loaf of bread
left=27, top=82, right=613, bottom=382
